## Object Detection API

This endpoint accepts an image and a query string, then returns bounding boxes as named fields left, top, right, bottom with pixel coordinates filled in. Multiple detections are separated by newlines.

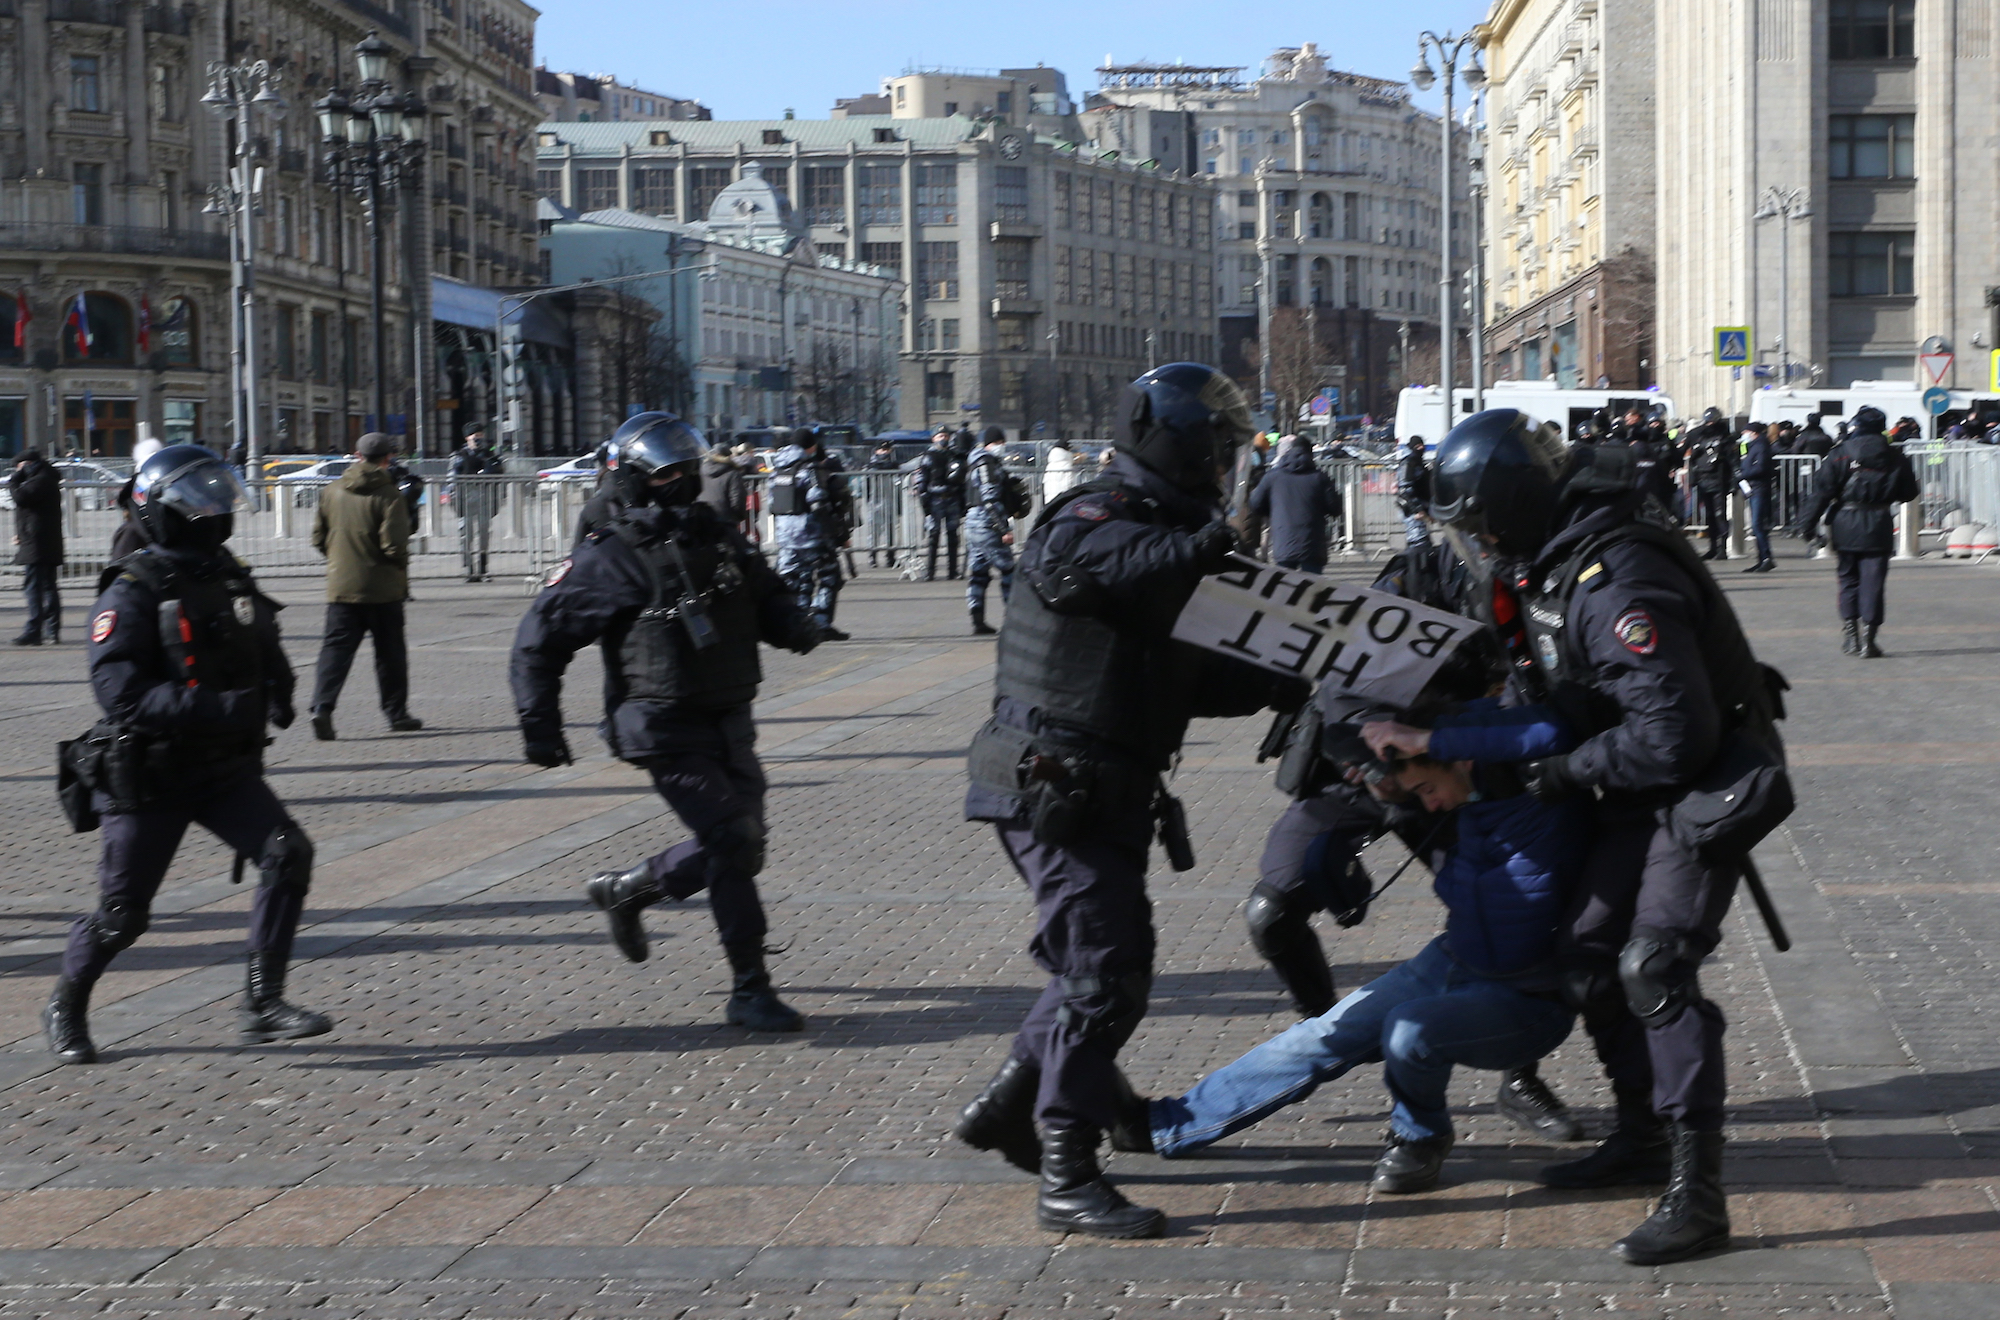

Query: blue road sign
left=1713, top=327, right=1752, bottom=366
left=1923, top=386, right=1951, bottom=416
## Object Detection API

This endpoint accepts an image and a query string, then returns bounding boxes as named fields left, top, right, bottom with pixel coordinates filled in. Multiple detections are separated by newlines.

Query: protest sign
left=1171, top=557, right=1480, bottom=708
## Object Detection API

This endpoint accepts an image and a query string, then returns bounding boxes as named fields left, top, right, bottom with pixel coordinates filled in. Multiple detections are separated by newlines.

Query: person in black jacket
left=952, top=363, right=1302, bottom=1239
left=511, top=412, right=822, bottom=1032
left=697, top=441, right=750, bottom=532
left=1737, top=423, right=1776, bottom=572
left=1248, top=436, right=1339, bottom=572
left=1396, top=436, right=1433, bottom=547
left=913, top=429, right=966, bottom=580
left=1683, top=410, right=1736, bottom=559
left=1793, top=414, right=1834, bottom=458
left=10, top=449, right=64, bottom=644
left=1797, top=405, right=1919, bottom=657
left=448, top=430, right=505, bottom=581
left=962, top=427, right=1015, bottom=634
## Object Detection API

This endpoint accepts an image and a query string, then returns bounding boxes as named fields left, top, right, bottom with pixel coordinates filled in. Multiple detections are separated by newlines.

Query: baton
left=1739, top=856, right=1790, bottom=952
left=230, top=854, right=247, bottom=885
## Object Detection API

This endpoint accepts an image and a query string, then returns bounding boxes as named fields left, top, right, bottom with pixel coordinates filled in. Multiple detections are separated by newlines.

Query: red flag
left=138, top=296, right=151, bottom=354
left=12, top=292, right=27, bottom=350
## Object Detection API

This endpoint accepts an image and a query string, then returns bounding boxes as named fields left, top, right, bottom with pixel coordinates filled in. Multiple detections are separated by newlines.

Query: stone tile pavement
left=0, top=542, right=1993, bottom=1316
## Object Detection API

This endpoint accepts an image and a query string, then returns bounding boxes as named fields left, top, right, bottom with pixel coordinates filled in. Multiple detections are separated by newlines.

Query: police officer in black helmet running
left=510, top=412, right=823, bottom=1032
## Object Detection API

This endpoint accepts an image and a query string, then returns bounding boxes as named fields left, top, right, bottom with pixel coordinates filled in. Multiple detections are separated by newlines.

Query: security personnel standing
left=962, top=426, right=1015, bottom=635
left=1797, top=404, right=1919, bottom=657
left=1684, top=409, right=1736, bottom=558
left=449, top=429, right=505, bottom=582
left=1429, top=408, right=1786, bottom=1265
left=914, top=429, right=966, bottom=580
left=45, top=445, right=328, bottom=1064
left=955, top=363, right=1297, bottom=1238
left=510, top=413, right=823, bottom=1032
left=768, top=427, right=850, bottom=642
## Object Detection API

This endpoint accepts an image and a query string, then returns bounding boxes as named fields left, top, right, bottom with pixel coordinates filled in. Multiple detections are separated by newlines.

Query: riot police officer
left=769, top=428, right=850, bottom=642
left=1797, top=404, right=1919, bottom=657
left=955, top=363, right=1298, bottom=1238
left=962, top=426, right=1015, bottom=635
left=511, top=413, right=822, bottom=1032
left=46, top=445, right=327, bottom=1064
left=913, top=429, right=966, bottom=580
left=1429, top=408, right=1787, bottom=1265
left=1684, top=409, right=1737, bottom=558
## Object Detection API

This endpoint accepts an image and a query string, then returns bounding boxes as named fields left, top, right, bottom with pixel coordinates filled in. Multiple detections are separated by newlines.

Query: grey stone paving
left=0, top=543, right=1991, bottom=1316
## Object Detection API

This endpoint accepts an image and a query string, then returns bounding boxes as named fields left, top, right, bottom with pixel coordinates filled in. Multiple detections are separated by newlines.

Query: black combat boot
left=1496, top=1064, right=1585, bottom=1141
left=970, top=604, right=997, bottom=636
left=43, top=977, right=98, bottom=1064
left=1840, top=619, right=1861, bottom=656
left=1614, top=1125, right=1730, bottom=1264
left=953, top=1054, right=1043, bottom=1173
left=818, top=622, right=851, bottom=642
left=1861, top=624, right=1883, bottom=658
left=1372, top=1130, right=1453, bottom=1193
left=311, top=708, right=337, bottom=741
left=1106, top=1066, right=1154, bottom=1154
left=1035, top=1126, right=1165, bottom=1238
left=1540, top=1092, right=1671, bottom=1189
left=723, top=946, right=804, bottom=1032
left=585, top=865, right=661, bottom=962
left=241, top=953, right=333, bottom=1044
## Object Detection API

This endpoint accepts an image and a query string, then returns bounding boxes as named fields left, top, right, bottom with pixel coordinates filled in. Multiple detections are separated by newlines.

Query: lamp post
left=1463, top=98, right=1488, bottom=412
left=201, top=58, right=285, bottom=472
left=1410, top=32, right=1485, bottom=426
left=1753, top=186, right=1812, bottom=386
left=316, top=32, right=428, bottom=439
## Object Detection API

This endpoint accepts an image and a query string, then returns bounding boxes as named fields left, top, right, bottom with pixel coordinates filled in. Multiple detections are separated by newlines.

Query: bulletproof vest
left=109, top=550, right=269, bottom=694
left=766, top=457, right=810, bottom=516
left=993, top=479, right=1202, bottom=766
left=606, top=514, right=763, bottom=709
left=1839, top=439, right=1899, bottom=506
left=919, top=449, right=964, bottom=500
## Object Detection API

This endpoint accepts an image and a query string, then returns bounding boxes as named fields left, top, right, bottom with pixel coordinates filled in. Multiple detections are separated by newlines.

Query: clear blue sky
left=530, top=1, right=1495, bottom=122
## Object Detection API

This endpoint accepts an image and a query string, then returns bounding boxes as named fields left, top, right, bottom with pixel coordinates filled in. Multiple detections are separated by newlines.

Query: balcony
left=0, top=222, right=226, bottom=260
left=1572, top=126, right=1600, bottom=157
left=142, top=3, right=189, bottom=33
left=48, top=0, right=121, bottom=23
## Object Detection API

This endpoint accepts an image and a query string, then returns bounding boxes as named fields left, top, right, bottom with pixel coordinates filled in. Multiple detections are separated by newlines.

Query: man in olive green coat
left=309, top=432, right=422, bottom=739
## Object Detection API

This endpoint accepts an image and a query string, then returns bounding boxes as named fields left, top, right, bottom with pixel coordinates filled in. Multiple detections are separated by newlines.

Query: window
left=801, top=164, right=844, bottom=226
left=63, top=292, right=131, bottom=364
left=164, top=400, right=200, bottom=447
left=1095, top=179, right=1113, bottom=232
left=276, top=196, right=295, bottom=257
left=633, top=166, right=675, bottom=215
left=942, top=101, right=958, bottom=116
left=157, top=295, right=196, bottom=367
left=536, top=168, right=562, bottom=201
left=686, top=166, right=732, bottom=219
left=275, top=305, right=297, bottom=378
left=0, top=295, right=20, bottom=365
left=72, top=163, right=103, bottom=226
left=310, top=311, right=330, bottom=384
left=577, top=168, right=619, bottom=211
left=857, top=163, right=901, bottom=224
left=1055, top=247, right=1072, bottom=303
left=1238, top=222, right=1255, bottom=240
left=914, top=161, right=958, bottom=225
left=916, top=241, right=959, bottom=299
left=861, top=241, right=902, bottom=270
left=1830, top=115, right=1915, bottom=179
left=1054, top=173, right=1072, bottom=229
left=1830, top=231, right=1915, bottom=295
left=759, top=163, right=788, bottom=197
left=997, top=91, right=1012, bottom=114
left=1238, top=129, right=1257, bottom=146
left=70, top=56, right=101, bottom=113
left=1830, top=0, right=1916, bottom=58
left=925, top=372, right=955, bottom=412
left=150, top=63, right=182, bottom=123
left=761, top=129, right=785, bottom=145
left=999, top=368, right=1025, bottom=412
left=994, top=238, right=1032, bottom=299
left=874, top=127, right=898, bottom=143
left=941, top=318, right=960, bottom=351
left=1076, top=250, right=1094, bottom=306
left=995, top=166, right=1029, bottom=222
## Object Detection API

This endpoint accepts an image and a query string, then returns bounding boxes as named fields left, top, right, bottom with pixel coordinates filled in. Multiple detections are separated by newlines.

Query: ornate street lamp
left=202, top=58, right=285, bottom=470
left=1412, top=32, right=1486, bottom=418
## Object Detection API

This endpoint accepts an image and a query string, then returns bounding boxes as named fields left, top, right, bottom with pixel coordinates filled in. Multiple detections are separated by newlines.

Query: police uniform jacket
left=510, top=502, right=817, bottom=763
left=964, top=448, right=1009, bottom=520
left=769, top=445, right=845, bottom=550
left=1798, top=430, right=1919, bottom=555
left=913, top=445, right=966, bottom=514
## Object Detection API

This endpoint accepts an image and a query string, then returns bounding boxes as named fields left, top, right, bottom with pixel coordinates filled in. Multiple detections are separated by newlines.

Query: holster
left=965, top=716, right=1157, bottom=847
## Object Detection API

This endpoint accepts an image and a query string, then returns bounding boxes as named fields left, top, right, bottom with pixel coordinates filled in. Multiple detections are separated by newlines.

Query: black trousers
left=19, top=562, right=60, bottom=640
left=312, top=601, right=409, bottom=718
left=1563, top=814, right=1738, bottom=1132
left=999, top=804, right=1158, bottom=1131
left=62, top=770, right=306, bottom=988
left=1696, top=489, right=1729, bottom=550
left=633, top=705, right=770, bottom=952
left=923, top=507, right=962, bottom=579
left=1836, top=551, right=1890, bottom=625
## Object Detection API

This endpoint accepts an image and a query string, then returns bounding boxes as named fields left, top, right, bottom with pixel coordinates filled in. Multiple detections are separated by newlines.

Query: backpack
left=1000, top=470, right=1032, bottom=519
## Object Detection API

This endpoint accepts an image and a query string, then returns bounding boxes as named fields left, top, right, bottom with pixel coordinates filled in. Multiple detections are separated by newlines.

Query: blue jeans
left=1746, top=481, right=1773, bottom=564
left=1150, top=938, right=1574, bottom=1151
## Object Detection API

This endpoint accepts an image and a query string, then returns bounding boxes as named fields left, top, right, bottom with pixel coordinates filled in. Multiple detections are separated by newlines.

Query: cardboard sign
left=1171, top=557, right=1478, bottom=708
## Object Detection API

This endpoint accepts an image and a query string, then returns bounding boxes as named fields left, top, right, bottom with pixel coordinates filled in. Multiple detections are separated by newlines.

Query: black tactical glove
left=788, top=617, right=822, bottom=655
left=1190, top=520, right=1240, bottom=573
left=1522, top=755, right=1582, bottom=804
left=269, top=697, right=295, bottom=730
left=523, top=733, right=573, bottom=768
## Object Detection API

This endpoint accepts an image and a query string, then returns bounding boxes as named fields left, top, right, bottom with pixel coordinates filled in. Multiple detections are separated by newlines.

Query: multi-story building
left=1477, top=0, right=1656, bottom=391
left=0, top=0, right=540, bottom=460
left=537, top=111, right=1215, bottom=436
left=535, top=68, right=708, bottom=124
left=1087, top=44, right=1464, bottom=418
left=540, top=164, right=905, bottom=440
left=1655, top=1, right=2000, bottom=410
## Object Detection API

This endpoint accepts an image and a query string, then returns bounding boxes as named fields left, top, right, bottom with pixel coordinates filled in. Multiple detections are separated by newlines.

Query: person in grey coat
left=10, top=449, right=63, bottom=644
left=1248, top=436, right=1339, bottom=573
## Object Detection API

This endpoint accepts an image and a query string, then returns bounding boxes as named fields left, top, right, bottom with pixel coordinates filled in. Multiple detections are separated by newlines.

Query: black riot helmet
left=608, top=411, right=707, bottom=507
left=1850, top=405, right=1887, bottom=435
left=130, top=444, right=250, bottom=550
left=1429, top=408, right=1570, bottom=564
left=1112, top=362, right=1254, bottom=497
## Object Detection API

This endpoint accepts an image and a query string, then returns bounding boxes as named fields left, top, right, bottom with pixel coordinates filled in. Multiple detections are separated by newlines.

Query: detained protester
left=1797, top=405, right=1919, bottom=658
left=510, top=413, right=823, bottom=1032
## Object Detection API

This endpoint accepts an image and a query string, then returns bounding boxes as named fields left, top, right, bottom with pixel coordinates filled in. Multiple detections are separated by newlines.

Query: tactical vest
left=993, top=479, right=1203, bottom=767
left=605, top=516, right=763, bottom=708
left=107, top=549, right=271, bottom=696
left=766, top=459, right=810, bottom=517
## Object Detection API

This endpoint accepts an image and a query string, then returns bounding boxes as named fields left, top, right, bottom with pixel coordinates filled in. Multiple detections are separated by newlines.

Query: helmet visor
left=621, top=419, right=708, bottom=477
left=1440, top=522, right=1503, bottom=590
left=150, top=460, right=249, bottom=521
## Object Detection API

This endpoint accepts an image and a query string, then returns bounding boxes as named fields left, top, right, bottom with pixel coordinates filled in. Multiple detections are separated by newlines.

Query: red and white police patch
left=544, top=558, right=573, bottom=587
left=1070, top=502, right=1110, bottom=521
left=1613, top=608, right=1658, bottom=655
left=90, top=610, right=117, bottom=644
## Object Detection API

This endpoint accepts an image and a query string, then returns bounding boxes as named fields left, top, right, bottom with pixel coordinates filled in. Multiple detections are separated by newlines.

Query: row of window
left=0, top=292, right=196, bottom=367
left=1052, top=174, right=1196, bottom=247
left=1052, top=249, right=1201, bottom=317
left=1830, top=0, right=1916, bottom=59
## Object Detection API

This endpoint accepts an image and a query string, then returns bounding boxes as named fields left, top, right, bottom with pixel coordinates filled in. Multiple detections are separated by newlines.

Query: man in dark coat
left=1684, top=411, right=1736, bottom=559
left=10, top=449, right=64, bottom=644
left=698, top=442, right=750, bottom=532
left=1737, top=423, right=1776, bottom=572
left=1248, top=436, right=1339, bottom=573
left=1793, top=414, right=1834, bottom=458
left=1798, top=405, right=1919, bottom=657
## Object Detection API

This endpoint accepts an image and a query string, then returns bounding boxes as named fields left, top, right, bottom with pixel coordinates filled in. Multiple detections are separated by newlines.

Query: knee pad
left=1245, top=882, right=1313, bottom=959
left=1301, top=833, right=1373, bottom=928
left=703, top=813, right=767, bottom=879
left=1618, top=926, right=1701, bottom=1027
left=87, top=898, right=149, bottom=952
left=1055, top=969, right=1151, bottom=1050
left=1560, top=958, right=1627, bottom=1031
left=258, top=824, right=314, bottom=896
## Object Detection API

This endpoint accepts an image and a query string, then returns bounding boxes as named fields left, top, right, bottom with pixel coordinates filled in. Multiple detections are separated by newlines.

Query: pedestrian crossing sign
left=1713, top=327, right=1753, bottom=367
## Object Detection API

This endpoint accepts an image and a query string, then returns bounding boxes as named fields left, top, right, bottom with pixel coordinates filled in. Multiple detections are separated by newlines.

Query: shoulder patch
left=1069, top=501, right=1110, bottom=521
left=545, top=558, right=573, bottom=587
left=1578, top=561, right=1605, bottom=584
left=1613, top=607, right=1658, bottom=656
left=90, top=610, right=117, bottom=644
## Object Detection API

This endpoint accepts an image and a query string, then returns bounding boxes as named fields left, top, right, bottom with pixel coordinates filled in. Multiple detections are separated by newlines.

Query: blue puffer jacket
left=1423, top=701, right=1589, bottom=977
